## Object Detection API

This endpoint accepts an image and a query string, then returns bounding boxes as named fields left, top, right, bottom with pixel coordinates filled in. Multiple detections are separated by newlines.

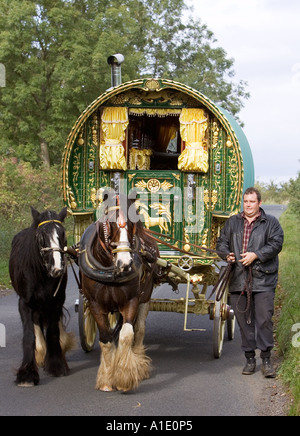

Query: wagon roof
left=64, top=77, right=254, bottom=191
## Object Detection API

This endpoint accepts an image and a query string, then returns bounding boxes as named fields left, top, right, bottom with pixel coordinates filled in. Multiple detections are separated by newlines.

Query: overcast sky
left=188, top=0, right=300, bottom=184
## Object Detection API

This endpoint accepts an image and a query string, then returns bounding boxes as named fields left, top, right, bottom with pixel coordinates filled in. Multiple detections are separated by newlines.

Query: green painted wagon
left=62, top=55, right=254, bottom=357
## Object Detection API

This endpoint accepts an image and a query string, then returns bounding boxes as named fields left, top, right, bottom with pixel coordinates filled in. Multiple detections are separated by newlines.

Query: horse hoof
left=97, top=385, right=115, bottom=392
left=17, top=382, right=35, bottom=388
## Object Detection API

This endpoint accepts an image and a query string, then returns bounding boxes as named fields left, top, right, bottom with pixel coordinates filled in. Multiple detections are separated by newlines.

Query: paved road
left=0, top=205, right=286, bottom=417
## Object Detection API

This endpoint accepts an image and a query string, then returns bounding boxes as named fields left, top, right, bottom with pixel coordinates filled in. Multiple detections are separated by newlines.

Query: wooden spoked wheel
left=212, top=266, right=235, bottom=358
left=227, top=294, right=236, bottom=341
left=78, top=293, right=97, bottom=352
left=213, top=296, right=226, bottom=359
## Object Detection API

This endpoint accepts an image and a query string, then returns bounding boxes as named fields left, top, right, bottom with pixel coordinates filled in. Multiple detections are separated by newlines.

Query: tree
left=0, top=0, right=249, bottom=167
left=139, top=0, right=249, bottom=118
left=288, top=171, right=300, bottom=217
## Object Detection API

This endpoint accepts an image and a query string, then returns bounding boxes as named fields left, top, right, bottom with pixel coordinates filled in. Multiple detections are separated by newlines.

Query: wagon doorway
left=127, top=111, right=181, bottom=171
left=126, top=109, right=182, bottom=250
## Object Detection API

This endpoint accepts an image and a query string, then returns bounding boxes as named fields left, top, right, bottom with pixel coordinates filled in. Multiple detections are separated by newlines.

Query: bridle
left=78, top=196, right=143, bottom=284
left=37, top=219, right=66, bottom=255
left=99, top=195, right=136, bottom=258
left=35, top=219, right=67, bottom=297
left=38, top=219, right=63, bottom=227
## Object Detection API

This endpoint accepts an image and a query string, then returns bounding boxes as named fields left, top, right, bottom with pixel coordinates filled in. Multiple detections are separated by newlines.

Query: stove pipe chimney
left=107, top=54, right=124, bottom=87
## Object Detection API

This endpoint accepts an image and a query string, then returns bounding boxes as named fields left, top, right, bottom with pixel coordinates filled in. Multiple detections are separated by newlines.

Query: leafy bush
left=0, top=160, right=67, bottom=272
left=0, top=159, right=63, bottom=223
left=288, top=173, right=300, bottom=218
left=255, top=180, right=291, bottom=204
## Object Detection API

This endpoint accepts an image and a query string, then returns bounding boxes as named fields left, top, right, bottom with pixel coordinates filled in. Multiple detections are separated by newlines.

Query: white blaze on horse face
left=50, top=227, right=63, bottom=275
left=116, top=226, right=132, bottom=271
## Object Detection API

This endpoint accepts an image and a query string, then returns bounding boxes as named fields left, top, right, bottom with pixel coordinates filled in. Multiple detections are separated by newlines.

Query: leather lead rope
left=207, top=262, right=234, bottom=301
left=236, top=266, right=253, bottom=324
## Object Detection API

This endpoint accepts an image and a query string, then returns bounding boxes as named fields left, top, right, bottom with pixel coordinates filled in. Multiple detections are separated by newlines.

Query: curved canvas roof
left=63, top=78, right=254, bottom=212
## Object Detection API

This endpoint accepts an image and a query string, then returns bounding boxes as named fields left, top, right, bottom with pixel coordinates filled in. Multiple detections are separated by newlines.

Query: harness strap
left=38, top=220, right=62, bottom=227
left=144, top=228, right=227, bottom=257
left=144, top=231, right=214, bottom=259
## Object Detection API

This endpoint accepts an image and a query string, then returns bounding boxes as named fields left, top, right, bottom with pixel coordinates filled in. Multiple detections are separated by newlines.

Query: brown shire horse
left=78, top=191, right=159, bottom=392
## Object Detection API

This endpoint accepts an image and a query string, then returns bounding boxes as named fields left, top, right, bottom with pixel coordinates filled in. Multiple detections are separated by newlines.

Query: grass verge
left=276, top=208, right=300, bottom=415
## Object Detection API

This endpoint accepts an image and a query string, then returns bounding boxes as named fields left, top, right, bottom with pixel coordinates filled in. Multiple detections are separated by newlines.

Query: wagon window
left=128, top=109, right=181, bottom=170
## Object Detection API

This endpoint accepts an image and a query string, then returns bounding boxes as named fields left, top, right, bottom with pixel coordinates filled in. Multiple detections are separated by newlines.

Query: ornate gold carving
left=204, top=189, right=218, bottom=211
left=183, top=228, right=190, bottom=245
left=77, top=130, right=84, bottom=146
left=161, top=180, right=173, bottom=191
left=127, top=173, right=136, bottom=182
left=72, top=148, right=81, bottom=207
left=110, top=93, right=128, bottom=105
left=212, top=121, right=220, bottom=148
left=92, top=115, right=98, bottom=146
left=144, top=79, right=161, bottom=92
left=226, top=137, right=233, bottom=148
left=201, top=229, right=209, bottom=247
left=106, top=88, right=198, bottom=108
left=135, top=180, right=147, bottom=190
left=211, top=190, right=218, bottom=209
left=147, top=179, right=161, bottom=192
left=129, top=149, right=152, bottom=170
left=67, top=186, right=77, bottom=209
left=91, top=188, right=97, bottom=208
left=135, top=178, right=174, bottom=192
left=136, top=200, right=171, bottom=233
left=182, top=227, right=191, bottom=255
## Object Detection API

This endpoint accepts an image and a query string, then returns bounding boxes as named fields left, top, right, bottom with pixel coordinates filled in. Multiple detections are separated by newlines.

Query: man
left=216, top=187, right=284, bottom=377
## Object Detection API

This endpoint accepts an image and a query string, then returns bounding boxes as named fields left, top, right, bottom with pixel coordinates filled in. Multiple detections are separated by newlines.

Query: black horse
left=78, top=191, right=159, bottom=392
left=9, top=207, right=74, bottom=387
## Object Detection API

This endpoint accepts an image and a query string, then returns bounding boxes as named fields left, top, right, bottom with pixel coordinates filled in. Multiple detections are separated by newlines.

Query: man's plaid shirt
left=241, top=211, right=261, bottom=253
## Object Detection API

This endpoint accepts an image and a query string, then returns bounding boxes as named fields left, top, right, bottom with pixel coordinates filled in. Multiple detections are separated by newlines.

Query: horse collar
left=102, top=221, right=110, bottom=246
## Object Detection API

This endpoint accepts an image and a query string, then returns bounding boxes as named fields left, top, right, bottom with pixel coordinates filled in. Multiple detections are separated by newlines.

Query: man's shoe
left=261, top=358, right=276, bottom=378
left=242, top=357, right=256, bottom=375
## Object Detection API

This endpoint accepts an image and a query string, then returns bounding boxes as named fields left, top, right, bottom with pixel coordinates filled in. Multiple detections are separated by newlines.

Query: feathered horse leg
left=113, top=300, right=151, bottom=392
left=96, top=340, right=116, bottom=392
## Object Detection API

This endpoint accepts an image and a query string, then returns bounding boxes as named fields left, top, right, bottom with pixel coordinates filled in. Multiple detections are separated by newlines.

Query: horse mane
left=134, top=219, right=159, bottom=255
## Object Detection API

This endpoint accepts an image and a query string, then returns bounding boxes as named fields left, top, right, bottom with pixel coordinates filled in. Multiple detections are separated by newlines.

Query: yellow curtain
left=100, top=107, right=129, bottom=170
left=158, top=124, right=178, bottom=151
left=178, top=108, right=208, bottom=172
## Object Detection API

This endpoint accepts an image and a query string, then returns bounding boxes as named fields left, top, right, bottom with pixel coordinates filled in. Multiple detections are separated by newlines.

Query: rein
left=144, top=228, right=233, bottom=302
left=143, top=228, right=225, bottom=257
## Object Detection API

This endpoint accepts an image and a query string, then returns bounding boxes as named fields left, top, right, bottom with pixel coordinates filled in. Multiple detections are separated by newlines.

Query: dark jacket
left=216, top=208, right=284, bottom=293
